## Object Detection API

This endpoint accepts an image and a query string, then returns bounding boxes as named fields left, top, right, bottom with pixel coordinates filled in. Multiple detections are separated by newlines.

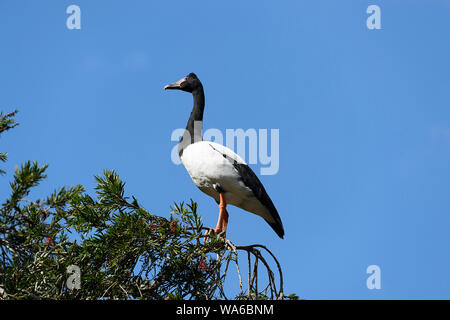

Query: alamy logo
left=366, top=265, right=381, bottom=290
left=171, top=123, right=280, bottom=175
left=66, top=265, right=81, bottom=290
left=66, top=5, right=81, bottom=30
left=366, top=5, right=381, bottom=30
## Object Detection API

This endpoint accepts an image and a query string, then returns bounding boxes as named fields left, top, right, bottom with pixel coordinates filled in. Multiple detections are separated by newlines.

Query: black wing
left=232, top=162, right=285, bottom=239
left=208, top=143, right=285, bottom=238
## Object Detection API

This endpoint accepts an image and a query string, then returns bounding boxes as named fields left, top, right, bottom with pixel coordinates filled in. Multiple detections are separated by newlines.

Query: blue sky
left=1, top=0, right=450, bottom=299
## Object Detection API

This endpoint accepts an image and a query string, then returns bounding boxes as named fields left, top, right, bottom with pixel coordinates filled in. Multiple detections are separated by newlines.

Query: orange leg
left=205, top=192, right=229, bottom=239
left=215, top=192, right=229, bottom=236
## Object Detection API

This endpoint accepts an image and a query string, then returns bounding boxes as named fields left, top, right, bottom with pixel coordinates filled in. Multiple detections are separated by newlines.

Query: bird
left=164, top=73, right=284, bottom=239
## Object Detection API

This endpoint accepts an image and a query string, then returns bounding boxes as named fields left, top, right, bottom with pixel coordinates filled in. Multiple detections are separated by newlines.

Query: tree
left=0, top=110, right=298, bottom=300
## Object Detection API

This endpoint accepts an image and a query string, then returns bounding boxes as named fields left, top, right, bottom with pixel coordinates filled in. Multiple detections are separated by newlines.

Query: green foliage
left=0, top=110, right=18, bottom=135
left=0, top=110, right=18, bottom=175
left=0, top=167, right=225, bottom=299
left=0, top=110, right=295, bottom=300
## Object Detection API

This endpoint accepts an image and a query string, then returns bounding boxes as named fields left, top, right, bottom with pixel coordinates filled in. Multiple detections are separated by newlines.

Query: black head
left=164, top=73, right=202, bottom=93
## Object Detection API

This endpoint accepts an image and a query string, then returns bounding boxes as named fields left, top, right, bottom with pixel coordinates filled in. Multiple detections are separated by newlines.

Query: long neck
left=178, top=87, right=205, bottom=156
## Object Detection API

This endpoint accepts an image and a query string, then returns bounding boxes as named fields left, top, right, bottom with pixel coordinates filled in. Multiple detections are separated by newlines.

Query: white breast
left=180, top=141, right=253, bottom=206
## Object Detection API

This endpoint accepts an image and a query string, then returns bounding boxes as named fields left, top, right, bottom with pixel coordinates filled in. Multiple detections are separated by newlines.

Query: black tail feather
left=265, top=216, right=284, bottom=239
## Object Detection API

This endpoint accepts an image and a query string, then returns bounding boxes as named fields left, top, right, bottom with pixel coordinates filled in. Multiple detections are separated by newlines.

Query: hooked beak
left=164, top=77, right=186, bottom=90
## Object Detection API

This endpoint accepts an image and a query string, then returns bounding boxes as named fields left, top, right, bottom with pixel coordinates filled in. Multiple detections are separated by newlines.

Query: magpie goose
left=164, top=73, right=284, bottom=239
